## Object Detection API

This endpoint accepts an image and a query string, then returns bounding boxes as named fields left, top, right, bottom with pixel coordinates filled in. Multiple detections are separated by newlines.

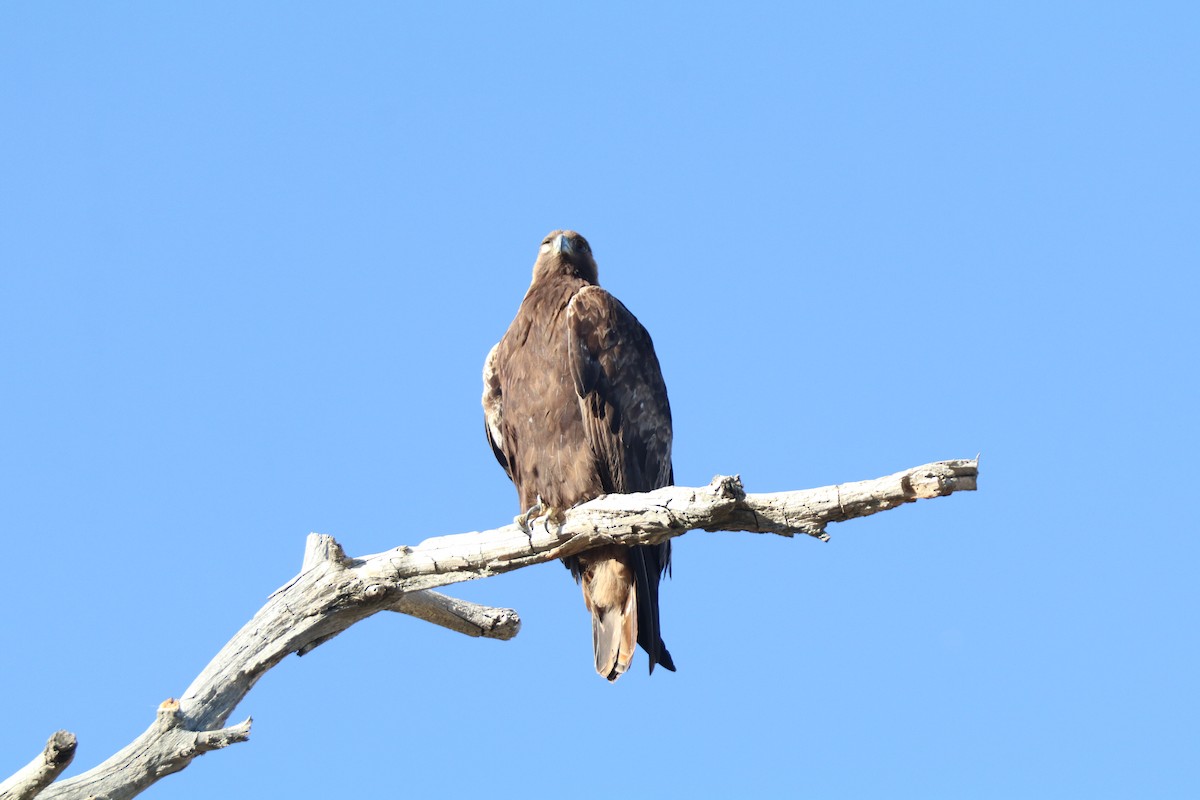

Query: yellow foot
left=514, top=500, right=544, bottom=533
left=514, top=497, right=564, bottom=533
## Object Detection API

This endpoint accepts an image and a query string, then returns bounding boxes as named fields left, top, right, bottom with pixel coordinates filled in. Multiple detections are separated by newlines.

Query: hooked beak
left=552, top=233, right=574, bottom=256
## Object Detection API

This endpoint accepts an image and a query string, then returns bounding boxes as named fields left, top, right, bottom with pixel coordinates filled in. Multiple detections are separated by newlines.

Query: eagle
left=482, top=230, right=676, bottom=681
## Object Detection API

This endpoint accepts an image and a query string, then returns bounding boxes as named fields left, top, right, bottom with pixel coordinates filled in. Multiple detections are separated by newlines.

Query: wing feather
left=566, top=285, right=673, bottom=494
left=481, top=342, right=512, bottom=479
left=567, top=285, right=676, bottom=673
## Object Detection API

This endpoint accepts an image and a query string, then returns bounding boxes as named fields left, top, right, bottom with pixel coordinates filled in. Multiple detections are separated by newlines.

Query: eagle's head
left=532, top=229, right=598, bottom=285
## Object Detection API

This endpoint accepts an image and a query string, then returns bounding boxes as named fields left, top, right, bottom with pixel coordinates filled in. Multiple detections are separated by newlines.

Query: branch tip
left=44, top=731, right=77, bottom=767
left=155, top=698, right=184, bottom=732
left=806, top=525, right=831, bottom=542
left=390, top=590, right=523, bottom=640
left=708, top=474, right=746, bottom=501
left=0, top=730, right=78, bottom=800
left=303, top=533, right=347, bottom=571
left=194, top=718, right=252, bottom=751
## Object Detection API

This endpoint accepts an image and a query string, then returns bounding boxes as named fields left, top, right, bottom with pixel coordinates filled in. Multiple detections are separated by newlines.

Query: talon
left=515, top=499, right=545, bottom=533
left=541, top=506, right=564, bottom=533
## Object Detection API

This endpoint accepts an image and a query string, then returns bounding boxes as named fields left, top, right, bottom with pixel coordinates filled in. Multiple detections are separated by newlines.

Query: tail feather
left=632, top=544, right=675, bottom=674
left=590, top=582, right=637, bottom=681
left=574, top=543, right=674, bottom=680
left=580, top=547, right=638, bottom=682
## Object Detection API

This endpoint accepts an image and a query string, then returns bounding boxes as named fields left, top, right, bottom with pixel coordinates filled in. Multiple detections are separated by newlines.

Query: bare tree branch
left=0, top=731, right=76, bottom=800
left=21, top=458, right=976, bottom=800
left=389, top=588, right=523, bottom=641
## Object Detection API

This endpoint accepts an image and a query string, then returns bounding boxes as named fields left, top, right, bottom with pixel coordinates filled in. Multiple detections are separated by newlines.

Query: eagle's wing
left=482, top=342, right=512, bottom=480
left=567, top=285, right=676, bottom=674
left=566, top=285, right=673, bottom=494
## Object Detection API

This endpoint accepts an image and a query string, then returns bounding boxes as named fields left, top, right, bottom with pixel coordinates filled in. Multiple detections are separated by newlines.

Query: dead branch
left=0, top=731, right=76, bottom=800
left=16, top=458, right=976, bottom=800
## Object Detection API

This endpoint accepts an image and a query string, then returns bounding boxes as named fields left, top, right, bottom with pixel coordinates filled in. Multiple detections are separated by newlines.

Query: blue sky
left=2, top=3, right=1196, bottom=798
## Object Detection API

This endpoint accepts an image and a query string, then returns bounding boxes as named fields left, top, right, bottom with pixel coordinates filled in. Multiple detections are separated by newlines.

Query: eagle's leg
left=514, top=497, right=566, bottom=534
left=514, top=497, right=544, bottom=533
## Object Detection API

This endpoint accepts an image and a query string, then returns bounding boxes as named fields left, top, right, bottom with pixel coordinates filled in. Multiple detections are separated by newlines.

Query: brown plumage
left=483, top=230, right=675, bottom=681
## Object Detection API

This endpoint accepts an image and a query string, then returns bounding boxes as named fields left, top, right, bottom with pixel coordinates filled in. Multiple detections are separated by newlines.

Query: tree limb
left=0, top=731, right=76, bottom=800
left=21, top=458, right=976, bottom=800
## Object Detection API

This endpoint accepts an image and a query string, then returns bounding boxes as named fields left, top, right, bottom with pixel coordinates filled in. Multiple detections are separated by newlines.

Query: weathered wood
left=20, top=458, right=977, bottom=800
left=0, top=731, right=76, bottom=800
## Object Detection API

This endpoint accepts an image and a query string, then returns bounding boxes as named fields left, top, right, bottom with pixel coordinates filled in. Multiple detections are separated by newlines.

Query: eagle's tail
left=632, top=544, right=675, bottom=674
left=580, top=546, right=637, bottom=682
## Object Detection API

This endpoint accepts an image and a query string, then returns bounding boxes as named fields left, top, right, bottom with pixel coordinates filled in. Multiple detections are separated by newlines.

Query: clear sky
left=2, top=3, right=1196, bottom=798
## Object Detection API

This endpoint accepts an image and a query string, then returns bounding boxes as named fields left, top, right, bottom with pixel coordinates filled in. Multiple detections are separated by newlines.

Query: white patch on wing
left=482, top=342, right=505, bottom=452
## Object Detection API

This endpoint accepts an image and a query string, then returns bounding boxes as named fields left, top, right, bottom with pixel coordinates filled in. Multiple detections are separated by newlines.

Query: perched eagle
left=482, top=230, right=675, bottom=681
